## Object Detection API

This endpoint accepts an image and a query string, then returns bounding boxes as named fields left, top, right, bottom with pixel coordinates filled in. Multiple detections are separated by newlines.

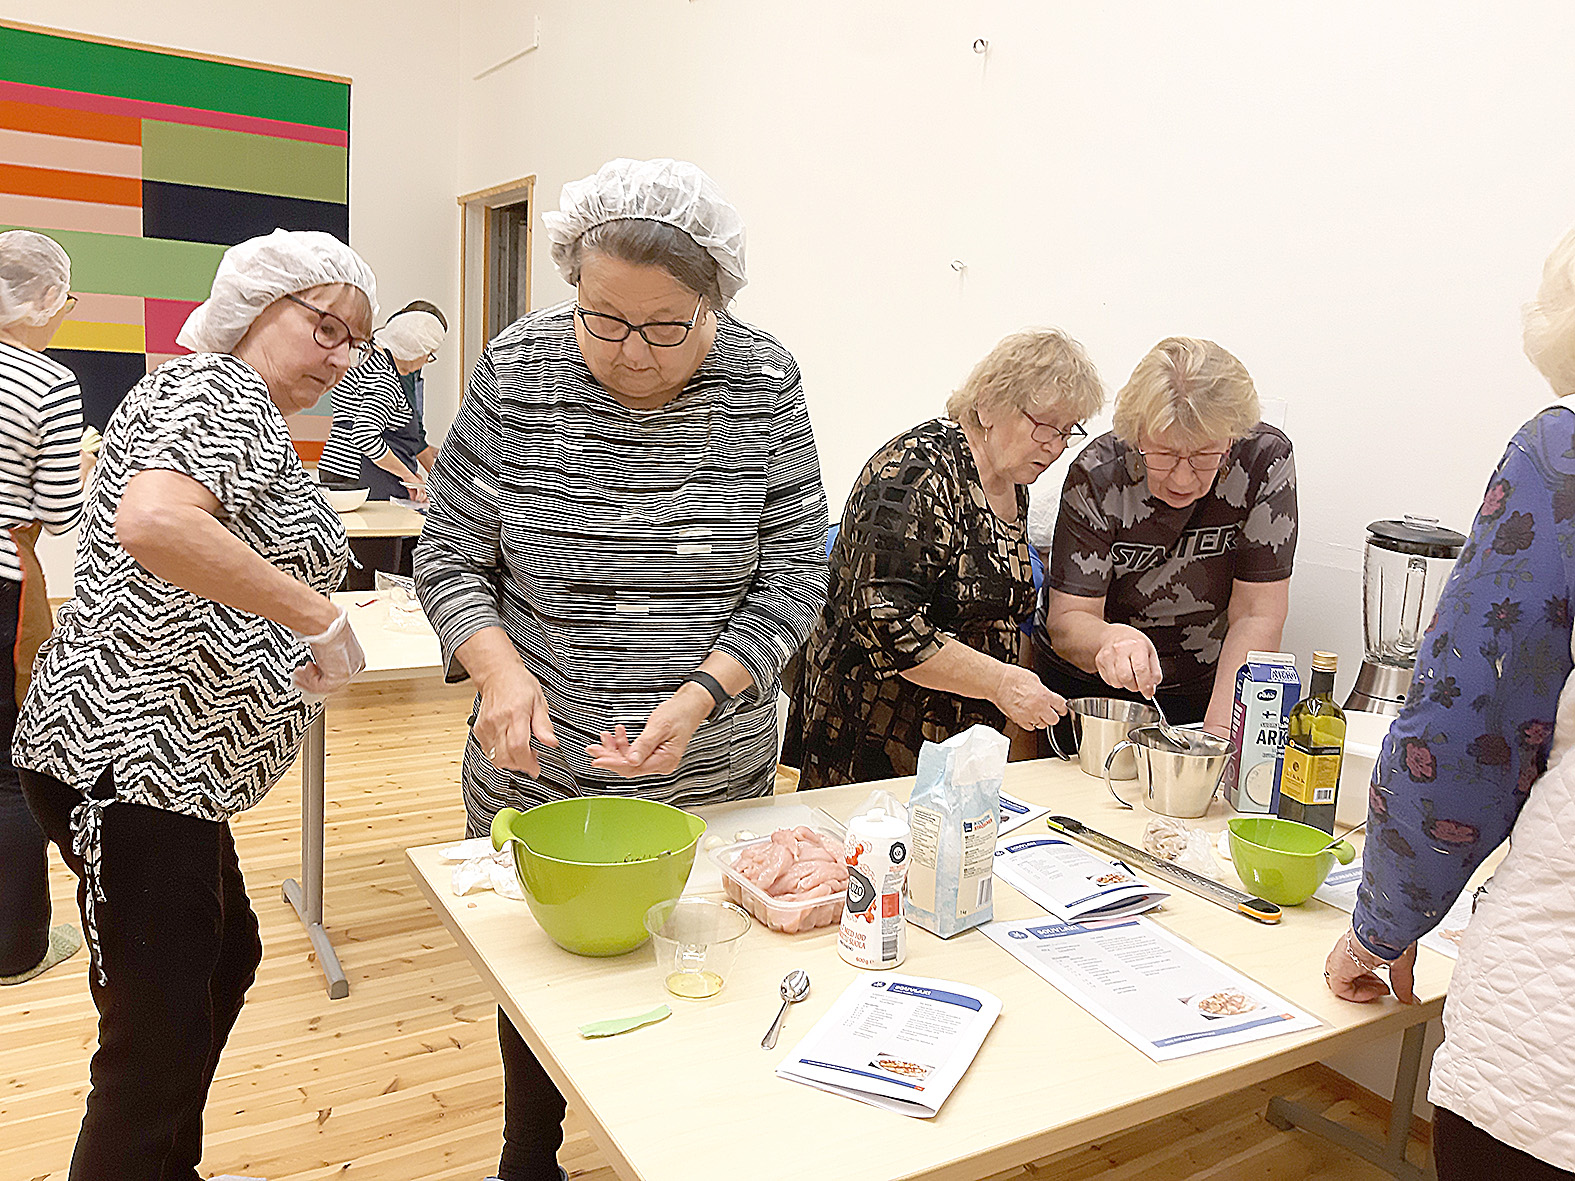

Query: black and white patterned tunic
left=14, top=353, right=348, bottom=973
left=317, top=348, right=413, bottom=498
left=0, top=341, right=84, bottom=581
left=413, top=303, right=828, bottom=833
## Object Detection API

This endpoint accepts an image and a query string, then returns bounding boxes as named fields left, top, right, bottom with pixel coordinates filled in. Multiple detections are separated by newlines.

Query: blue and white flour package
left=905, top=724, right=1009, bottom=938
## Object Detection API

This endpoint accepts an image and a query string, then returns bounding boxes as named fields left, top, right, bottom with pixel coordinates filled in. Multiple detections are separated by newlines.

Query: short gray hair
left=1112, top=337, right=1260, bottom=448
left=945, top=328, right=1105, bottom=431
left=1524, top=224, right=1575, bottom=395
left=554, top=218, right=728, bottom=310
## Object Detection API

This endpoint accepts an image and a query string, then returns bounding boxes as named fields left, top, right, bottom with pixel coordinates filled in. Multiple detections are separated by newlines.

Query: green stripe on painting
left=0, top=27, right=348, bottom=131
left=141, top=121, right=346, bottom=203
left=0, top=224, right=224, bottom=300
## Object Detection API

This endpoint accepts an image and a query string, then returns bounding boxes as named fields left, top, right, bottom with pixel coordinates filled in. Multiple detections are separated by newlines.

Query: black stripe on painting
left=142, top=179, right=349, bottom=246
left=45, top=348, right=147, bottom=431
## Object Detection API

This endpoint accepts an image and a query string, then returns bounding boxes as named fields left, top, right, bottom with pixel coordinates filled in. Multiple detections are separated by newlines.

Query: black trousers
left=1434, top=1107, right=1575, bottom=1181
left=498, top=1009, right=568, bottom=1181
left=0, top=574, right=50, bottom=976
left=21, top=767, right=263, bottom=1181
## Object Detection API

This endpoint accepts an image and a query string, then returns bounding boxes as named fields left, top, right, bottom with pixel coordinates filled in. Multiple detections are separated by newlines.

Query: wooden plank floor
left=1, top=680, right=1433, bottom=1180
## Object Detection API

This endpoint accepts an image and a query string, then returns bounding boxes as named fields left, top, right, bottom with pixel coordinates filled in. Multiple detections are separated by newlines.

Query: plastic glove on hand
left=293, top=607, right=366, bottom=702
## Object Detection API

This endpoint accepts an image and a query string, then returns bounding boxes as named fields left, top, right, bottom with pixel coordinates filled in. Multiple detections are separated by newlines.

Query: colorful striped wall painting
left=0, top=21, right=350, bottom=461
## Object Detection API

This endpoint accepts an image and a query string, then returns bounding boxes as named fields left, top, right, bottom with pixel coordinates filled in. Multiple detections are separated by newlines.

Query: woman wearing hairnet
left=0, top=230, right=92, bottom=987
left=317, top=298, right=448, bottom=502
left=13, top=229, right=371, bottom=1180
left=414, top=159, right=828, bottom=1181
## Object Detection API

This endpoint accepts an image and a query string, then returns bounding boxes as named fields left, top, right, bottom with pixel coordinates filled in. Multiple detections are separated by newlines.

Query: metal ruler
left=1044, top=814, right=1282, bottom=924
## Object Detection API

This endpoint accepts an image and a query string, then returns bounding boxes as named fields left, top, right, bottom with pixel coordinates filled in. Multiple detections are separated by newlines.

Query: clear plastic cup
left=643, top=897, right=751, bottom=999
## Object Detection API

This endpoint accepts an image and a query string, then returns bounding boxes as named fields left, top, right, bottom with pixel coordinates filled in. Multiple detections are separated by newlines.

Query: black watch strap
left=682, top=670, right=731, bottom=718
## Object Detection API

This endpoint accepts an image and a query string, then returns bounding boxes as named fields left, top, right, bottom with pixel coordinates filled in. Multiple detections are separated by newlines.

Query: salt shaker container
left=838, top=790, right=910, bottom=970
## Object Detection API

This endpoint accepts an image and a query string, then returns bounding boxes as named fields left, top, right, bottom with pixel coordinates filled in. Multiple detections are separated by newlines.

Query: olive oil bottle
left=1276, top=651, right=1345, bottom=833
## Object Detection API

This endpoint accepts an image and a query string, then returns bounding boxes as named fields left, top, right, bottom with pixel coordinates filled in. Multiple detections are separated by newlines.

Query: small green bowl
left=1227, top=817, right=1356, bottom=906
left=491, top=797, right=706, bottom=957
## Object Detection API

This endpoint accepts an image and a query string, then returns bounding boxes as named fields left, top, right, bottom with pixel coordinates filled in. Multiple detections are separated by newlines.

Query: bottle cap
left=1311, top=650, right=1338, bottom=672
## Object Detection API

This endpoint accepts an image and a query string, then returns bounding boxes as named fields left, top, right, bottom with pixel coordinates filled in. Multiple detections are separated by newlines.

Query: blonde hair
left=1112, top=337, right=1260, bottom=448
left=945, top=328, right=1105, bottom=431
left=1524, top=224, right=1575, bottom=395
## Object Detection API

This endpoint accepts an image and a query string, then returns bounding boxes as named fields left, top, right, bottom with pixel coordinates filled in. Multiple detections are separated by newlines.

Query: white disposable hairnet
left=177, top=228, right=378, bottom=354
left=374, top=309, right=446, bottom=362
left=0, top=230, right=71, bottom=328
left=542, top=158, right=747, bottom=300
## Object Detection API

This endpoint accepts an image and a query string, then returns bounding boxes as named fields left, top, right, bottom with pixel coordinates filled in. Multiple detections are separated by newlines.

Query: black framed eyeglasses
left=1022, top=410, right=1088, bottom=445
left=61, top=293, right=78, bottom=315
left=574, top=294, right=705, bottom=348
left=1137, top=445, right=1231, bottom=475
left=283, top=293, right=374, bottom=366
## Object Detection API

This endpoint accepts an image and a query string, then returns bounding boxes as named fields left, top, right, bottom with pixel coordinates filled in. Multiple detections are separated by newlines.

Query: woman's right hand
left=991, top=666, right=1069, bottom=730
left=1095, top=625, right=1163, bottom=697
left=473, top=659, right=558, bottom=776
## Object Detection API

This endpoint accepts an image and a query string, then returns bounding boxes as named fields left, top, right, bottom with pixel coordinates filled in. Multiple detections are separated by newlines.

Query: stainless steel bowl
left=1049, top=697, right=1161, bottom=779
left=1103, top=725, right=1233, bottom=818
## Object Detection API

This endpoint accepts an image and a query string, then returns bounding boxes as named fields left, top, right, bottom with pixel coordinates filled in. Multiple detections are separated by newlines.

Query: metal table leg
left=1265, top=1021, right=1433, bottom=1180
left=283, top=712, right=349, bottom=1000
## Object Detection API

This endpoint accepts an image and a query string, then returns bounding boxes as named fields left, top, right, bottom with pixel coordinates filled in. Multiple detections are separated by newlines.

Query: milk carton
left=1227, top=651, right=1302, bottom=813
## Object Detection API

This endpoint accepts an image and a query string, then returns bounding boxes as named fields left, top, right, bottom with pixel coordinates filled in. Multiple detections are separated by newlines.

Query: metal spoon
left=1318, top=819, right=1368, bottom=852
left=761, top=969, right=810, bottom=1050
left=1145, top=693, right=1191, bottom=752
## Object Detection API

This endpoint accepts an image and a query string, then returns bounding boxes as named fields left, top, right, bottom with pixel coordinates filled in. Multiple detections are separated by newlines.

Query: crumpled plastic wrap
left=1142, top=817, right=1226, bottom=880
left=441, top=837, right=525, bottom=900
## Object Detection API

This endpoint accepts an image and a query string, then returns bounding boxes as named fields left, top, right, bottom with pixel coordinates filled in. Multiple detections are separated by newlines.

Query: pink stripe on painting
left=70, top=292, right=144, bottom=324
left=145, top=353, right=180, bottom=375
left=0, top=190, right=140, bottom=236
left=144, top=298, right=199, bottom=355
left=0, top=80, right=348, bottom=148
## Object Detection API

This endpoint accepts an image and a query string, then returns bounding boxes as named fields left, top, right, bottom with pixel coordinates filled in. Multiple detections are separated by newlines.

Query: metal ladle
left=1317, top=819, right=1368, bottom=853
left=761, top=969, right=810, bottom=1049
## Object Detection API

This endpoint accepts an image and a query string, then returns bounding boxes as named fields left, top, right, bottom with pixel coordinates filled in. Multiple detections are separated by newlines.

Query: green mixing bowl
left=491, top=798, right=707, bottom=957
left=1227, top=817, right=1357, bottom=906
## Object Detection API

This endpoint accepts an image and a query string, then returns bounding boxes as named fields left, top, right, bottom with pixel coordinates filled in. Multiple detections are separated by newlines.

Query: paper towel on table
left=441, top=838, right=525, bottom=900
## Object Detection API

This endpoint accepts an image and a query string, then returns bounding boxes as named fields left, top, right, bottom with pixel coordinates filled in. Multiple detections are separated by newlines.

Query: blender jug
left=1345, top=516, right=1466, bottom=715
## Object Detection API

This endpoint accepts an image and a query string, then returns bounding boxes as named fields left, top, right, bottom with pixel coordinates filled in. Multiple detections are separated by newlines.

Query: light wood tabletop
left=336, top=500, right=425, bottom=538
left=406, top=760, right=1451, bottom=1181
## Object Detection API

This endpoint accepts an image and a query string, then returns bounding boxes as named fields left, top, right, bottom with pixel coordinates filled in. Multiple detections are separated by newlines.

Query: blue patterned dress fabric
left=1354, top=406, right=1575, bottom=958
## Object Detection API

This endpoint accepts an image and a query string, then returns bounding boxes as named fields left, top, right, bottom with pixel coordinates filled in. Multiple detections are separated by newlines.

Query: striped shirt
left=0, top=341, right=84, bottom=582
left=413, top=302, right=828, bottom=832
left=317, top=348, right=412, bottom=481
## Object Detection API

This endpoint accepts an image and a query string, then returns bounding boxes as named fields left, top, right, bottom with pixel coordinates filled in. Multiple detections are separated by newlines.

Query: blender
left=1345, top=516, right=1467, bottom=715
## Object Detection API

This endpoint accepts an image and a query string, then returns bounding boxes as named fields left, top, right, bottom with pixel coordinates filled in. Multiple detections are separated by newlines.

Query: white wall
left=12, top=3, right=464, bottom=591
left=456, top=0, right=1575, bottom=695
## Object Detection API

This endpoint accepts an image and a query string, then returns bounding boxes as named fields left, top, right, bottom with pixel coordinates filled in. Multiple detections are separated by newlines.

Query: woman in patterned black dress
left=784, top=329, right=1105, bottom=789
left=13, top=230, right=374, bottom=1181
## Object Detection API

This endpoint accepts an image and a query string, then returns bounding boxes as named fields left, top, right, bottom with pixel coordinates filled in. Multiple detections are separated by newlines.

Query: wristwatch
left=681, top=670, right=731, bottom=721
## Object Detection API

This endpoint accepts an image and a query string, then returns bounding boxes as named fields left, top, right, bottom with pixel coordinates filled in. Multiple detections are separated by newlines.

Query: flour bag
left=905, top=724, right=1008, bottom=938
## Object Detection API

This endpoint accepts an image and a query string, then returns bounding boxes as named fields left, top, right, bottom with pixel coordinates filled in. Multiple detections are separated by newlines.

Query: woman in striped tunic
left=0, top=230, right=90, bottom=985
left=413, top=158, right=828, bottom=1181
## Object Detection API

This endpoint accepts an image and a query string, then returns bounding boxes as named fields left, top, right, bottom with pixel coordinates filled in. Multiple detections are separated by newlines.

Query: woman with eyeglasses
left=12, top=229, right=370, bottom=1180
left=782, top=328, right=1101, bottom=791
left=414, top=159, right=827, bottom=1181
left=1035, top=336, right=1297, bottom=738
left=0, top=230, right=94, bottom=988
left=317, top=298, right=448, bottom=503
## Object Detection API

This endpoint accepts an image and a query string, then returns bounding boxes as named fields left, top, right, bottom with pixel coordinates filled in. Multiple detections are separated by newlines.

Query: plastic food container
left=708, top=812, right=846, bottom=934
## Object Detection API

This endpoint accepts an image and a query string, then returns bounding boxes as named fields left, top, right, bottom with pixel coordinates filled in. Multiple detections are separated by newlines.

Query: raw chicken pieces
left=730, top=826, right=848, bottom=902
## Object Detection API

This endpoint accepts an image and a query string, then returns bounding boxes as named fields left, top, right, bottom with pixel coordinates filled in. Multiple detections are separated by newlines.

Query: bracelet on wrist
left=1344, top=930, right=1390, bottom=974
left=681, top=670, right=731, bottom=721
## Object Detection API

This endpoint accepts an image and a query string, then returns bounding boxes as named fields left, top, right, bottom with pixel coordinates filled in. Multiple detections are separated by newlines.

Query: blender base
left=1344, top=660, right=1413, bottom=717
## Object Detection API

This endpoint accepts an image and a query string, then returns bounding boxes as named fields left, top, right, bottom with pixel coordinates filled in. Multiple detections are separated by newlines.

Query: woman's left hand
left=587, top=687, right=712, bottom=778
left=1324, top=927, right=1419, bottom=1004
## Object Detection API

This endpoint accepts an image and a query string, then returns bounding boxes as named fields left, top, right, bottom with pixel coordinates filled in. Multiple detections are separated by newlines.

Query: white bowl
left=323, top=487, right=369, bottom=513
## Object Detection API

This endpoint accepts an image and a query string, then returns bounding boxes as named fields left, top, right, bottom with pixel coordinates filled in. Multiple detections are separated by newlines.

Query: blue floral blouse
left=1354, top=405, right=1575, bottom=959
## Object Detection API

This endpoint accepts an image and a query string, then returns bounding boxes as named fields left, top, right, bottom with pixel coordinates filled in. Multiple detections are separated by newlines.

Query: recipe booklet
left=1312, top=858, right=1477, bottom=960
left=983, top=917, right=1321, bottom=1061
left=993, top=834, right=1169, bottom=921
left=776, top=974, right=1002, bottom=1118
left=997, top=790, right=1051, bottom=835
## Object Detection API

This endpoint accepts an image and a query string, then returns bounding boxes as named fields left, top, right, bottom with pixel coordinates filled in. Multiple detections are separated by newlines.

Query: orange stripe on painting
left=0, top=162, right=139, bottom=207
left=0, top=191, right=141, bottom=236
left=0, top=98, right=140, bottom=144
left=293, top=440, right=325, bottom=463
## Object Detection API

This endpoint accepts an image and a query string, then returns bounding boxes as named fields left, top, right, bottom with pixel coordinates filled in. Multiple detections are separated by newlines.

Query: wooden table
left=406, top=761, right=1452, bottom=1181
left=284, top=590, right=444, bottom=998
left=337, top=500, right=425, bottom=539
